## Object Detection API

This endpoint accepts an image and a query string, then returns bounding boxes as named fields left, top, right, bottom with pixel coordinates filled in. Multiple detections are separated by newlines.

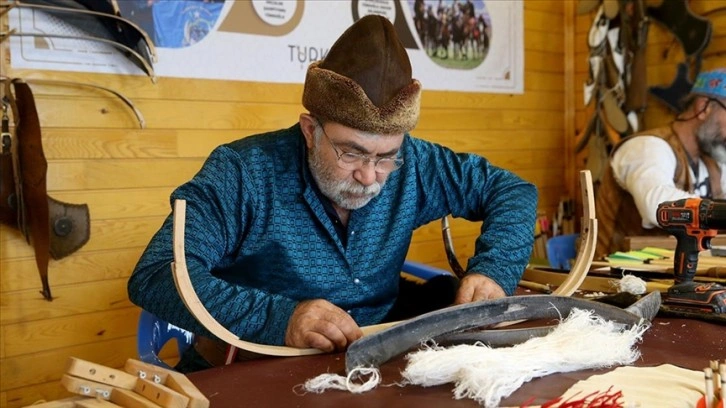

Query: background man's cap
left=691, top=69, right=726, bottom=100
left=302, top=15, right=421, bottom=134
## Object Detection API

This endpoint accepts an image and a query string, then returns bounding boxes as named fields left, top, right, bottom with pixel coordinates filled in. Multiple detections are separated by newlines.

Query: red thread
left=522, top=386, right=624, bottom=408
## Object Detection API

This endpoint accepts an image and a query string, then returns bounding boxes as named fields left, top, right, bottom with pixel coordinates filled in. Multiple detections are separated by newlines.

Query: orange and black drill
left=656, top=198, right=726, bottom=315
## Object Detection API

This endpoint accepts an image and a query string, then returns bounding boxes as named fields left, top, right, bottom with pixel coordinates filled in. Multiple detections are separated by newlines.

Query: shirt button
left=353, top=278, right=360, bottom=284
left=350, top=231, right=355, bottom=235
left=347, top=310, right=352, bottom=314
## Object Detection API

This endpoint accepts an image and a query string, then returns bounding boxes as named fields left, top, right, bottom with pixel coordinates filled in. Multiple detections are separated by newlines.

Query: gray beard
left=307, top=147, right=383, bottom=210
left=697, top=116, right=726, bottom=164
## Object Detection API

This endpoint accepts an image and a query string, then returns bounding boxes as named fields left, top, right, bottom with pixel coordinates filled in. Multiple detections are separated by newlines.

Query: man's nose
left=354, top=161, right=378, bottom=186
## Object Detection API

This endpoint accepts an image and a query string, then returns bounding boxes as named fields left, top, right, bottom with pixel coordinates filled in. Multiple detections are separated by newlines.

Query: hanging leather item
left=650, top=62, right=695, bottom=113
left=48, top=197, right=90, bottom=259
left=2, top=79, right=91, bottom=300
left=11, top=80, right=53, bottom=299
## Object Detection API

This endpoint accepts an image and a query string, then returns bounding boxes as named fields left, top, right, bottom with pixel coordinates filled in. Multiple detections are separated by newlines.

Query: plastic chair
left=137, top=309, right=194, bottom=369
left=546, top=233, right=579, bottom=270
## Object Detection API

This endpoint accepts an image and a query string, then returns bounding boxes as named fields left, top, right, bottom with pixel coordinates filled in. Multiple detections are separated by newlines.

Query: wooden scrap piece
left=20, top=396, right=88, bottom=408
left=134, top=379, right=190, bottom=408
left=75, top=399, right=124, bottom=408
left=166, top=372, right=210, bottom=408
left=111, top=388, right=163, bottom=408
left=67, top=357, right=138, bottom=390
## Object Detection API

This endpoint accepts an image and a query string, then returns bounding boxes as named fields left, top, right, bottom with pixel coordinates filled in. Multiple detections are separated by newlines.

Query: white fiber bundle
left=618, top=274, right=647, bottom=295
left=401, top=308, right=648, bottom=407
left=299, top=366, right=380, bottom=394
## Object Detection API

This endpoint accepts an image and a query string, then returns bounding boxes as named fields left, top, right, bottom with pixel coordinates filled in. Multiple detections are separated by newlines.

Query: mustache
left=342, top=181, right=381, bottom=195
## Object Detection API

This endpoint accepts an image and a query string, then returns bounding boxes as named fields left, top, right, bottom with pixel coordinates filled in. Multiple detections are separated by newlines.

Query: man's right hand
left=285, top=299, right=363, bottom=352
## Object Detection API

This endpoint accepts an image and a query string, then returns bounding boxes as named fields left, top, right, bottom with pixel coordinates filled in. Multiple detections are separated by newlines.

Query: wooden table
left=187, top=316, right=724, bottom=407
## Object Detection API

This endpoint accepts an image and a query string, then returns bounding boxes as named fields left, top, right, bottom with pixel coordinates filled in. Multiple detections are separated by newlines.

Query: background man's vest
left=594, top=125, right=722, bottom=258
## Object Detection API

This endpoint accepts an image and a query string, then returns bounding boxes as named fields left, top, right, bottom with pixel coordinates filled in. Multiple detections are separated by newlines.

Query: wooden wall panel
left=0, top=2, right=568, bottom=406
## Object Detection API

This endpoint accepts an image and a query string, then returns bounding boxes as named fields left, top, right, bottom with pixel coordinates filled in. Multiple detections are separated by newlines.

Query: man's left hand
left=454, top=273, right=505, bottom=304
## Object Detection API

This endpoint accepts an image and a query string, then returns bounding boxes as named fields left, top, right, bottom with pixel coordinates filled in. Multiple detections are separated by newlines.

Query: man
left=128, top=15, right=537, bottom=370
left=595, top=68, right=726, bottom=257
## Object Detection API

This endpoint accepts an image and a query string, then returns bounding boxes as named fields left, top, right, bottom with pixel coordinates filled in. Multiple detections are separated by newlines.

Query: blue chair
left=137, top=309, right=194, bottom=369
left=401, top=260, right=452, bottom=281
left=546, top=233, right=579, bottom=270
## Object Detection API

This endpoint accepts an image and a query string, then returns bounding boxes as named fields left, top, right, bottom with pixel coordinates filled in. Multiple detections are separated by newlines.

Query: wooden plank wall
left=0, top=2, right=566, bottom=406
left=573, top=0, right=726, bottom=183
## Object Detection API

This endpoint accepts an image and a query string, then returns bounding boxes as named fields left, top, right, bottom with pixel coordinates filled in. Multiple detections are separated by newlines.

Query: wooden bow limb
left=441, top=216, right=465, bottom=279
left=443, top=170, right=596, bottom=298
left=19, top=78, right=146, bottom=128
left=522, top=267, right=673, bottom=294
left=553, top=170, right=597, bottom=296
left=171, top=199, right=397, bottom=357
left=492, top=171, right=596, bottom=329
left=2, top=0, right=158, bottom=63
left=3, top=32, right=157, bottom=83
left=522, top=170, right=597, bottom=297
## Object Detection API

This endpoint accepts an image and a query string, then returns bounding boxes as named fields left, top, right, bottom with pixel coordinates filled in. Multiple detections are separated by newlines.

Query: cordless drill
left=656, top=198, right=726, bottom=314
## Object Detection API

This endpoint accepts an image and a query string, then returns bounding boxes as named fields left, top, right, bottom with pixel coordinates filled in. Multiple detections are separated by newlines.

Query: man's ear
left=299, top=113, right=317, bottom=149
left=694, top=97, right=711, bottom=120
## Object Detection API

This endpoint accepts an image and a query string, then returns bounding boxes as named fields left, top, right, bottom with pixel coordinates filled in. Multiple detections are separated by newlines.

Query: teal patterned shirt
left=128, top=124, right=537, bottom=345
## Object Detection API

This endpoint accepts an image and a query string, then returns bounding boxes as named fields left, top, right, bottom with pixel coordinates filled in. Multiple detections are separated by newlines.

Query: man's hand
left=285, top=299, right=363, bottom=352
left=454, top=273, right=505, bottom=304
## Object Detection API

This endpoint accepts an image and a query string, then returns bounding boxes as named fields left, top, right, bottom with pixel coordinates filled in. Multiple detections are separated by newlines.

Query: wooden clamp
left=124, top=359, right=208, bottom=408
left=38, top=357, right=209, bottom=408
left=66, top=357, right=138, bottom=390
left=61, top=375, right=115, bottom=400
left=110, top=389, right=163, bottom=408
left=134, top=379, right=189, bottom=408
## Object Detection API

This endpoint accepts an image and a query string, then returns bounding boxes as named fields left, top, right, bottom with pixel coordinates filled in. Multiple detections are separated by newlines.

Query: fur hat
left=691, top=68, right=726, bottom=100
left=302, top=15, right=421, bottom=134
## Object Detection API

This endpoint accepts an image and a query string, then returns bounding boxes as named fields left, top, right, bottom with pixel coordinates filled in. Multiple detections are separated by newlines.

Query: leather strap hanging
left=10, top=80, right=53, bottom=299
left=1, top=79, right=91, bottom=300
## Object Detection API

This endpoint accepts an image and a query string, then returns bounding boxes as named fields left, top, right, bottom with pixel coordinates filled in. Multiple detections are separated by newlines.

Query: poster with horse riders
left=6, top=0, right=524, bottom=94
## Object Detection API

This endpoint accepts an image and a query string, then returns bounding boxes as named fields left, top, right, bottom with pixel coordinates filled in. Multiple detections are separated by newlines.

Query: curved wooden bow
left=5, top=33, right=156, bottom=82
left=170, top=199, right=396, bottom=357
left=5, top=0, right=157, bottom=62
left=171, top=170, right=597, bottom=356
left=552, top=170, right=597, bottom=296
left=19, top=78, right=145, bottom=128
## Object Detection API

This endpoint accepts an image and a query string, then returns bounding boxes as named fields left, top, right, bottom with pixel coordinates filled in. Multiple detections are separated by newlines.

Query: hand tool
left=656, top=198, right=726, bottom=316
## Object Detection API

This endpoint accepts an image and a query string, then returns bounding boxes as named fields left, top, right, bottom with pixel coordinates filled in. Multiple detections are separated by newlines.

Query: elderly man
left=128, top=15, right=537, bottom=371
left=596, top=68, right=726, bottom=257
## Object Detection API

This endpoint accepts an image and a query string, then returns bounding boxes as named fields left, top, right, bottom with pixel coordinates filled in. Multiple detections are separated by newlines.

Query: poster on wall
left=7, top=0, right=524, bottom=94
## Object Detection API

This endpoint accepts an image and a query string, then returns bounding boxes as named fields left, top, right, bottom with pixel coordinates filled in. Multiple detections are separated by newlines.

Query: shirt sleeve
left=127, top=146, right=298, bottom=345
left=411, top=140, right=538, bottom=295
left=611, top=136, right=697, bottom=228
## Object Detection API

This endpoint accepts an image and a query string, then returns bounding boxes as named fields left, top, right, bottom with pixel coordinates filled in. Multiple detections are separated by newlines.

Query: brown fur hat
left=302, top=15, right=421, bottom=134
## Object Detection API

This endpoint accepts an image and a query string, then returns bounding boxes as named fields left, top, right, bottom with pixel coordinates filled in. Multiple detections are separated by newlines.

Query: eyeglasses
left=318, top=123, right=404, bottom=174
left=709, top=98, right=726, bottom=111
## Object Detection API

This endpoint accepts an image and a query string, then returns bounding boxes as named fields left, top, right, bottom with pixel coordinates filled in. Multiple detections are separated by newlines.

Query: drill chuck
left=702, top=199, right=726, bottom=230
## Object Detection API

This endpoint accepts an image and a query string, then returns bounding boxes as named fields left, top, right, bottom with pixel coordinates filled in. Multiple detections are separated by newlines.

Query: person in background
left=128, top=15, right=537, bottom=372
left=596, top=68, right=726, bottom=257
